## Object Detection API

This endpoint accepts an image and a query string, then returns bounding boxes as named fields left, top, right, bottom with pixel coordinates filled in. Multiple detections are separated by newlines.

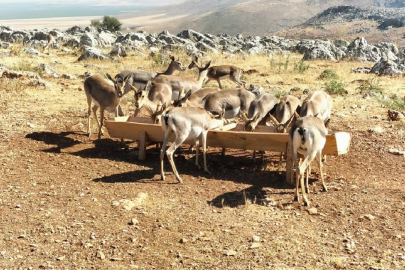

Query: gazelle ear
left=129, top=84, right=139, bottom=92
left=106, top=73, right=114, bottom=82
left=170, top=55, right=175, bottom=61
left=123, top=73, right=131, bottom=82
left=295, top=105, right=301, bottom=116
left=184, top=89, right=192, bottom=100
left=204, top=61, right=211, bottom=69
left=178, top=88, right=185, bottom=100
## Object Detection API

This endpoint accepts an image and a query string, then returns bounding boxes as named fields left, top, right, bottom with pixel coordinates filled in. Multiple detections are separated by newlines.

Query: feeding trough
left=105, top=116, right=351, bottom=185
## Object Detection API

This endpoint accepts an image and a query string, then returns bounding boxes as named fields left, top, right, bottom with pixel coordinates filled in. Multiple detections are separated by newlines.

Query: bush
left=91, top=16, right=122, bottom=32
left=324, top=79, right=347, bottom=95
left=356, top=77, right=384, bottom=97
left=293, top=59, right=309, bottom=73
left=318, top=69, right=338, bottom=80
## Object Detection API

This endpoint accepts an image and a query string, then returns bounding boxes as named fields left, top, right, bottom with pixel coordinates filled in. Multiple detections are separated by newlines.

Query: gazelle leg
left=166, top=134, right=188, bottom=183
left=160, top=131, right=171, bottom=181
left=202, top=131, right=211, bottom=174
left=318, top=152, right=327, bottom=192
left=97, top=108, right=105, bottom=140
left=87, top=99, right=92, bottom=137
left=217, top=79, right=223, bottom=89
left=194, top=139, right=200, bottom=169
left=293, top=150, right=300, bottom=202
left=305, top=164, right=310, bottom=194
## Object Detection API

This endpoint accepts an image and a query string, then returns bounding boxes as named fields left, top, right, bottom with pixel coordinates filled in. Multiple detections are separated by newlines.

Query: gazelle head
left=106, top=73, right=130, bottom=98
left=132, top=81, right=151, bottom=110
left=169, top=55, right=186, bottom=72
left=151, top=102, right=168, bottom=124
left=240, top=110, right=261, bottom=132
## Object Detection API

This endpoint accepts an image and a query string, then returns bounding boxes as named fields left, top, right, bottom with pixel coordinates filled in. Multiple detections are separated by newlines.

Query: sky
left=0, top=0, right=183, bottom=5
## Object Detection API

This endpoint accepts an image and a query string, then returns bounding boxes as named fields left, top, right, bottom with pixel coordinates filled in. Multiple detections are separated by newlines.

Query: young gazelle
left=152, top=61, right=211, bottom=100
left=289, top=116, right=328, bottom=206
left=238, top=93, right=278, bottom=162
left=299, top=90, right=333, bottom=124
left=173, top=87, right=220, bottom=108
left=160, top=107, right=214, bottom=183
left=85, top=73, right=131, bottom=140
left=241, top=93, right=279, bottom=132
left=113, top=56, right=186, bottom=96
left=43, top=33, right=55, bottom=52
left=130, top=81, right=172, bottom=117
left=189, top=56, right=245, bottom=89
left=267, top=95, right=301, bottom=169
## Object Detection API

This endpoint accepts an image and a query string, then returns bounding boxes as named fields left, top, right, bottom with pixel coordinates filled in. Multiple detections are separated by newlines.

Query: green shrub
left=271, top=87, right=287, bottom=98
left=91, top=16, right=122, bottom=32
left=318, top=69, right=338, bottom=80
left=356, top=77, right=384, bottom=97
left=378, top=94, right=405, bottom=111
left=293, top=59, right=309, bottom=73
left=324, top=79, right=347, bottom=95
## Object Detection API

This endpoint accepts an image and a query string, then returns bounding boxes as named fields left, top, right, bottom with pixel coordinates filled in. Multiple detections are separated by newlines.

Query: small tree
left=90, top=19, right=102, bottom=28
left=101, top=16, right=122, bottom=32
left=90, top=16, right=122, bottom=32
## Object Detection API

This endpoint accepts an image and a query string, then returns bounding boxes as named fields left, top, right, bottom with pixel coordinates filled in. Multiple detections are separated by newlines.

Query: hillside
left=118, top=0, right=375, bottom=36
left=273, top=5, right=405, bottom=47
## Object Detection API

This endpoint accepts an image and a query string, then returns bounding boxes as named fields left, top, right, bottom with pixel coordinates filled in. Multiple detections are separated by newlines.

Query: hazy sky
left=0, top=0, right=183, bottom=4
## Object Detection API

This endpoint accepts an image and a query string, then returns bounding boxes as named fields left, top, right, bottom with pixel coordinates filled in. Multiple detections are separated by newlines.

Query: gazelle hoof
left=304, top=200, right=311, bottom=207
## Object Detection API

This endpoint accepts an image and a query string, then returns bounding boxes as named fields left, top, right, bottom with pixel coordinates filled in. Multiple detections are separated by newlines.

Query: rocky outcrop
left=0, top=25, right=403, bottom=74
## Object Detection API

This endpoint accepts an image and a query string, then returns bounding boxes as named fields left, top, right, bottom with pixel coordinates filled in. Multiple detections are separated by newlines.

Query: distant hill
left=273, top=5, right=405, bottom=47
left=118, top=0, right=375, bottom=36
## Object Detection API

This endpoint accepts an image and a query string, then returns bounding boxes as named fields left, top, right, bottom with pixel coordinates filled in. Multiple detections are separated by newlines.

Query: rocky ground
left=0, top=46, right=404, bottom=269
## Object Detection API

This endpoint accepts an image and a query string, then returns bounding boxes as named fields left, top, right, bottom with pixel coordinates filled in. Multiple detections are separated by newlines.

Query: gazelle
left=85, top=73, right=131, bottom=140
left=239, top=92, right=278, bottom=162
left=189, top=56, right=245, bottom=89
left=130, top=81, right=173, bottom=118
left=203, top=87, right=256, bottom=120
left=267, top=95, right=301, bottom=169
left=240, top=93, right=278, bottom=132
left=152, top=61, right=211, bottom=100
left=160, top=107, right=215, bottom=183
left=113, top=56, right=186, bottom=96
left=44, top=33, right=55, bottom=52
left=173, top=87, right=220, bottom=108
left=299, top=90, right=333, bottom=124
left=289, top=116, right=328, bottom=206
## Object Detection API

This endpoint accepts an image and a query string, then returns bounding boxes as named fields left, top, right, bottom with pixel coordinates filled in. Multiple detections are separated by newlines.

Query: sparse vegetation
left=356, top=77, right=384, bottom=97
left=324, top=79, right=347, bottom=95
left=293, top=59, right=309, bottom=73
left=90, top=15, right=122, bottom=32
left=318, top=69, right=339, bottom=80
left=379, top=94, right=405, bottom=111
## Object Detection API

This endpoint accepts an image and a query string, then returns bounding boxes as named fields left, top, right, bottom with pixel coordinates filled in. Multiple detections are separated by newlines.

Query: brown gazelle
left=130, top=80, right=173, bottom=118
left=160, top=107, right=215, bottom=183
left=299, top=90, right=333, bottom=124
left=44, top=33, right=55, bottom=52
left=173, top=87, right=220, bottom=108
left=152, top=60, right=211, bottom=100
left=189, top=56, right=245, bottom=89
left=289, top=116, right=328, bottom=206
left=114, top=56, right=186, bottom=96
left=85, top=73, right=131, bottom=140
left=239, top=92, right=278, bottom=161
left=267, top=95, right=301, bottom=169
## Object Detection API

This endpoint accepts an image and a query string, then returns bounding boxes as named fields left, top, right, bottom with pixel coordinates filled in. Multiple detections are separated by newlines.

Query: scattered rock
left=388, top=149, right=405, bottom=156
left=308, top=208, right=318, bottom=215
left=129, top=218, right=139, bottom=225
left=224, top=250, right=237, bottom=256
left=388, top=109, right=405, bottom=121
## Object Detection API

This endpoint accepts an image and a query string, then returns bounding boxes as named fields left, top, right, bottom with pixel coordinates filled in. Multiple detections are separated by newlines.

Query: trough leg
left=138, top=131, right=147, bottom=160
left=285, top=142, right=294, bottom=186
